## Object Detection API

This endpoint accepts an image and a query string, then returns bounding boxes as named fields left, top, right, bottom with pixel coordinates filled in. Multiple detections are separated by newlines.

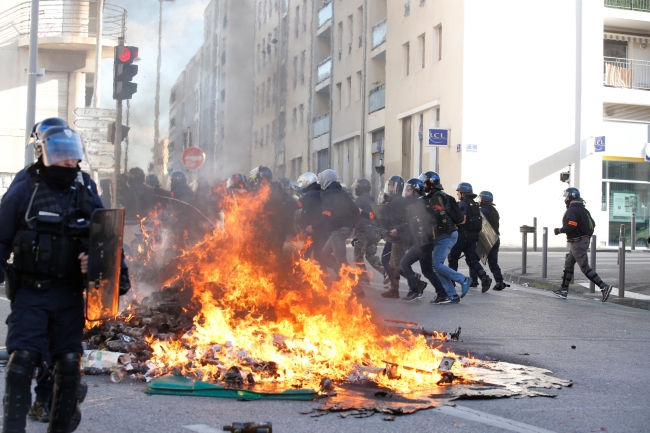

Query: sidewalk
left=498, top=248, right=650, bottom=311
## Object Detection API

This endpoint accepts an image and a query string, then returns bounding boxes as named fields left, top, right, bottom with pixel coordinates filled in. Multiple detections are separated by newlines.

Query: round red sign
left=181, top=147, right=205, bottom=170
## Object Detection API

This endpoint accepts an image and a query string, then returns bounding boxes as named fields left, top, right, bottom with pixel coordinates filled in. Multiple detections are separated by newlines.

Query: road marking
left=578, top=283, right=650, bottom=300
left=435, top=405, right=557, bottom=433
left=183, top=425, right=222, bottom=433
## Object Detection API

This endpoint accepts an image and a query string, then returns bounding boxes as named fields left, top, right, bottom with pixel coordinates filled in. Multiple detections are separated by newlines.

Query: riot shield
left=370, top=204, right=392, bottom=233
left=406, top=199, right=433, bottom=246
left=476, top=216, right=499, bottom=265
left=86, top=209, right=125, bottom=321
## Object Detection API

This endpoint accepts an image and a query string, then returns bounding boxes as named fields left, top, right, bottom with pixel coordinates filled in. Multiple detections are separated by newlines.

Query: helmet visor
left=41, top=131, right=85, bottom=166
left=383, top=181, right=398, bottom=196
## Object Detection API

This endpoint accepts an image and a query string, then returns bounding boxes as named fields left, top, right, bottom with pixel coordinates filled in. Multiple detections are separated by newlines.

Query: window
left=293, top=57, right=298, bottom=89
left=299, top=104, right=304, bottom=127
left=435, top=108, right=440, bottom=127
left=335, top=82, right=342, bottom=111
left=405, top=0, right=410, bottom=16
left=357, top=7, right=364, bottom=47
left=292, top=107, right=297, bottom=130
left=403, top=42, right=410, bottom=76
left=317, top=149, right=330, bottom=173
left=348, top=15, right=353, bottom=54
left=300, top=51, right=306, bottom=85
left=264, top=0, right=267, bottom=23
left=346, top=76, right=352, bottom=106
left=435, top=25, right=442, bottom=61
left=420, top=0, right=426, bottom=5
left=302, top=0, right=307, bottom=32
left=295, top=6, right=300, bottom=38
left=266, top=77, right=271, bottom=108
left=337, top=22, right=343, bottom=60
left=604, top=40, right=627, bottom=59
left=419, top=33, right=426, bottom=69
left=355, top=71, right=362, bottom=101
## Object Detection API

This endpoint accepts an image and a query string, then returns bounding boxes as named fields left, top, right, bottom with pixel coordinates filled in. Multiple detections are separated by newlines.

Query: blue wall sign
left=466, top=144, right=478, bottom=153
left=428, top=129, right=449, bottom=147
left=594, top=136, right=605, bottom=153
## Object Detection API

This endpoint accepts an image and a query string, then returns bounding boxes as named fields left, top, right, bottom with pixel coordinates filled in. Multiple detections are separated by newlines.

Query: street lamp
left=154, top=0, right=175, bottom=156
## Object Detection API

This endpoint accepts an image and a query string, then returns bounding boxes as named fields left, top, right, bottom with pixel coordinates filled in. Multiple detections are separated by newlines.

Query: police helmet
left=279, top=178, right=291, bottom=191
left=563, top=187, right=580, bottom=202
left=383, top=175, right=405, bottom=197
left=39, top=127, right=85, bottom=167
left=145, top=174, right=161, bottom=188
left=403, top=178, right=425, bottom=197
left=32, top=118, right=69, bottom=160
left=456, top=182, right=474, bottom=195
left=128, top=167, right=145, bottom=185
left=351, top=178, right=371, bottom=196
left=478, top=191, right=494, bottom=204
left=170, top=171, right=187, bottom=189
left=418, top=171, right=443, bottom=190
left=227, top=173, right=248, bottom=192
left=250, top=166, right=273, bottom=183
left=296, top=172, right=317, bottom=192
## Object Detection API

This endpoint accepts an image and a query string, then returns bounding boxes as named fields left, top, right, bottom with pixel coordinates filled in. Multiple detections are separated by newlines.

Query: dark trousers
left=400, top=243, right=447, bottom=297
left=448, top=230, right=486, bottom=278
left=382, top=242, right=393, bottom=280
left=305, top=230, right=328, bottom=264
left=470, top=240, right=503, bottom=284
left=353, top=230, right=385, bottom=279
left=34, top=357, right=54, bottom=401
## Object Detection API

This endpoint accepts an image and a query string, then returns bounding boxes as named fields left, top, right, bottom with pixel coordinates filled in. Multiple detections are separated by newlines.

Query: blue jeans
left=400, top=243, right=447, bottom=297
left=432, top=231, right=467, bottom=298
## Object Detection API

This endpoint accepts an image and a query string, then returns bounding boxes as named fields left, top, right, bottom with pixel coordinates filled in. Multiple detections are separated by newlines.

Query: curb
left=503, top=272, right=650, bottom=312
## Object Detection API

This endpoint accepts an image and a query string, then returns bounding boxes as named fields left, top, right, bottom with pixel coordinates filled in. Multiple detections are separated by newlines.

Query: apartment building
left=0, top=0, right=125, bottom=195
left=168, top=0, right=254, bottom=181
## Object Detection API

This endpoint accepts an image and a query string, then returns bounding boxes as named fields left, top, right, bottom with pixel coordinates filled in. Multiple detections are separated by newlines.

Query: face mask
left=41, top=165, right=79, bottom=189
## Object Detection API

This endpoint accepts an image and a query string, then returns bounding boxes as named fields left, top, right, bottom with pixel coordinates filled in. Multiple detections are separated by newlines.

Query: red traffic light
left=119, top=47, right=132, bottom=62
left=116, top=46, right=139, bottom=64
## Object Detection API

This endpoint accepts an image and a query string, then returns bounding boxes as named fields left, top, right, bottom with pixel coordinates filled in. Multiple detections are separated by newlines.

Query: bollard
left=589, top=235, right=597, bottom=293
left=522, top=231, right=527, bottom=274
left=619, top=225, right=626, bottom=298
left=631, top=212, right=636, bottom=251
left=542, top=227, right=548, bottom=278
left=533, top=217, right=538, bottom=252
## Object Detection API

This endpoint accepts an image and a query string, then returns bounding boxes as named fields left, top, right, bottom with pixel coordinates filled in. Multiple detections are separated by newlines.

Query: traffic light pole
left=112, top=37, right=124, bottom=208
left=24, top=0, right=39, bottom=166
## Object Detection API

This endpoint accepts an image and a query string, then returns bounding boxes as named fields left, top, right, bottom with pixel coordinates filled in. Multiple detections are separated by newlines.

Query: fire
left=139, top=184, right=469, bottom=392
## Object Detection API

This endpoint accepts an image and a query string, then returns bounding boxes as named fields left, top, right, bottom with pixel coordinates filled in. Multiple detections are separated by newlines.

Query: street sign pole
left=24, top=0, right=40, bottom=166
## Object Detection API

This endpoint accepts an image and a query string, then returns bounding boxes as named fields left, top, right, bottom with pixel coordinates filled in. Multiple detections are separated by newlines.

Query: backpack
left=580, top=207, right=596, bottom=236
left=462, top=198, right=483, bottom=231
left=444, top=193, right=464, bottom=224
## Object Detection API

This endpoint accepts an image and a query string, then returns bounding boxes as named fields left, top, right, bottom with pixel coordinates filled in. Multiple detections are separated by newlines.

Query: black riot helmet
left=146, top=174, right=161, bottom=188
left=351, top=178, right=371, bottom=197
left=563, top=187, right=580, bottom=205
left=478, top=191, right=494, bottom=205
left=170, top=171, right=187, bottom=189
left=456, top=182, right=473, bottom=194
left=383, top=175, right=405, bottom=198
left=250, top=166, right=273, bottom=184
left=227, top=173, right=248, bottom=193
left=403, top=178, right=425, bottom=197
left=418, top=171, right=442, bottom=192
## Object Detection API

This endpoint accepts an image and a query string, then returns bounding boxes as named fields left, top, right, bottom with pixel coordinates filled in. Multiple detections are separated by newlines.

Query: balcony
left=0, top=0, right=126, bottom=50
left=372, top=19, right=387, bottom=50
left=605, top=0, right=650, bottom=12
left=604, top=57, right=650, bottom=90
left=316, top=57, right=332, bottom=84
left=313, top=113, right=330, bottom=138
left=318, top=2, right=332, bottom=28
left=368, top=84, right=386, bottom=113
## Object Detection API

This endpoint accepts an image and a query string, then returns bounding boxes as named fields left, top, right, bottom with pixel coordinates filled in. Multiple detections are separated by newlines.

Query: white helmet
left=296, top=172, right=317, bottom=192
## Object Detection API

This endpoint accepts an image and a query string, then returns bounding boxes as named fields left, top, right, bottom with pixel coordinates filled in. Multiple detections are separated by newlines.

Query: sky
left=98, top=0, right=210, bottom=171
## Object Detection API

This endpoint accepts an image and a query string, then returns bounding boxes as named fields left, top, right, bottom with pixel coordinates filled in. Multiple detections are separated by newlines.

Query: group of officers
left=0, top=117, right=618, bottom=433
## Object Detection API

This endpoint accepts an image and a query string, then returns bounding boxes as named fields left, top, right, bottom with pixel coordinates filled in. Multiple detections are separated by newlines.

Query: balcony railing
left=0, top=0, right=126, bottom=46
left=318, top=1, right=332, bottom=28
left=604, top=57, right=650, bottom=90
left=369, top=84, right=386, bottom=113
left=317, top=57, right=332, bottom=84
left=313, top=113, right=330, bottom=138
left=604, top=0, right=650, bottom=12
left=372, top=19, right=387, bottom=49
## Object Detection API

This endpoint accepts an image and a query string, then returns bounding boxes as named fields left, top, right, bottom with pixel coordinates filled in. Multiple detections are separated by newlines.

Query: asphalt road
left=0, top=257, right=648, bottom=433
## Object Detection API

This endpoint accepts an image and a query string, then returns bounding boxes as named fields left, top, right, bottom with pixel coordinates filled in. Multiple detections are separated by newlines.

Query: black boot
left=553, top=269, right=573, bottom=299
left=3, top=350, right=40, bottom=433
left=27, top=394, right=50, bottom=423
left=48, top=353, right=81, bottom=433
left=476, top=270, right=492, bottom=293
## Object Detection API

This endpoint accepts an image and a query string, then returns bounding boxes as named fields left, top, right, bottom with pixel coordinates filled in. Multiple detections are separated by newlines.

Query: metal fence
left=317, top=57, right=331, bottom=84
left=369, top=84, right=386, bottom=113
left=0, top=0, right=126, bottom=46
left=372, top=19, right=386, bottom=49
left=313, top=113, right=330, bottom=138
left=318, top=1, right=332, bottom=28
left=604, top=0, right=650, bottom=12
left=604, top=57, right=650, bottom=90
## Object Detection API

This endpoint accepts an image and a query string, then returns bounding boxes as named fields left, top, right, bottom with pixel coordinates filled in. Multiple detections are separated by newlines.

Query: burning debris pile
left=82, top=183, right=571, bottom=411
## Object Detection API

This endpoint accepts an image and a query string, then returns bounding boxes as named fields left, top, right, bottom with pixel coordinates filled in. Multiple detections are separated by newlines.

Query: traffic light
left=107, top=122, right=130, bottom=143
left=113, top=45, right=139, bottom=100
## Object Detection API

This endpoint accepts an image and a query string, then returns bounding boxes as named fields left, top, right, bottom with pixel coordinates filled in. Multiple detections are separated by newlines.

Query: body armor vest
left=12, top=175, right=94, bottom=280
left=459, top=198, right=482, bottom=232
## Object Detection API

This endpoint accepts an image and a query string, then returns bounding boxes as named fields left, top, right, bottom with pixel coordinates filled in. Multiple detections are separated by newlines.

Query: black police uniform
left=298, top=183, right=328, bottom=263
left=470, top=202, right=504, bottom=287
left=447, top=196, right=492, bottom=291
left=352, top=192, right=384, bottom=281
left=382, top=194, right=412, bottom=297
left=0, top=170, right=103, bottom=433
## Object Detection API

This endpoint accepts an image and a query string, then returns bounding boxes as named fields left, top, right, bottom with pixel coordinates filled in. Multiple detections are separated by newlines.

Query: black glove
left=119, top=268, right=131, bottom=296
left=351, top=238, right=358, bottom=247
left=554, top=228, right=561, bottom=236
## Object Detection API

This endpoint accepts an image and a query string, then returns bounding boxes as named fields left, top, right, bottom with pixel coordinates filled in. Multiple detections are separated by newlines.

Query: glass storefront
left=602, top=161, right=650, bottom=247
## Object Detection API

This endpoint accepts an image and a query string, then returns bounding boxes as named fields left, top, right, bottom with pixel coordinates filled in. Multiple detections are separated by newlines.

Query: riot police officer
left=0, top=127, right=130, bottom=433
left=470, top=191, right=508, bottom=291
left=448, top=182, right=492, bottom=295
left=170, top=171, right=193, bottom=202
left=350, top=179, right=384, bottom=284
left=553, top=188, right=613, bottom=301
left=297, top=172, right=327, bottom=263
left=381, top=176, right=411, bottom=299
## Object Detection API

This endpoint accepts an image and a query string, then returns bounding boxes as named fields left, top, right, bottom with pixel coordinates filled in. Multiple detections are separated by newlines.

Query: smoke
left=98, top=0, right=210, bottom=172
